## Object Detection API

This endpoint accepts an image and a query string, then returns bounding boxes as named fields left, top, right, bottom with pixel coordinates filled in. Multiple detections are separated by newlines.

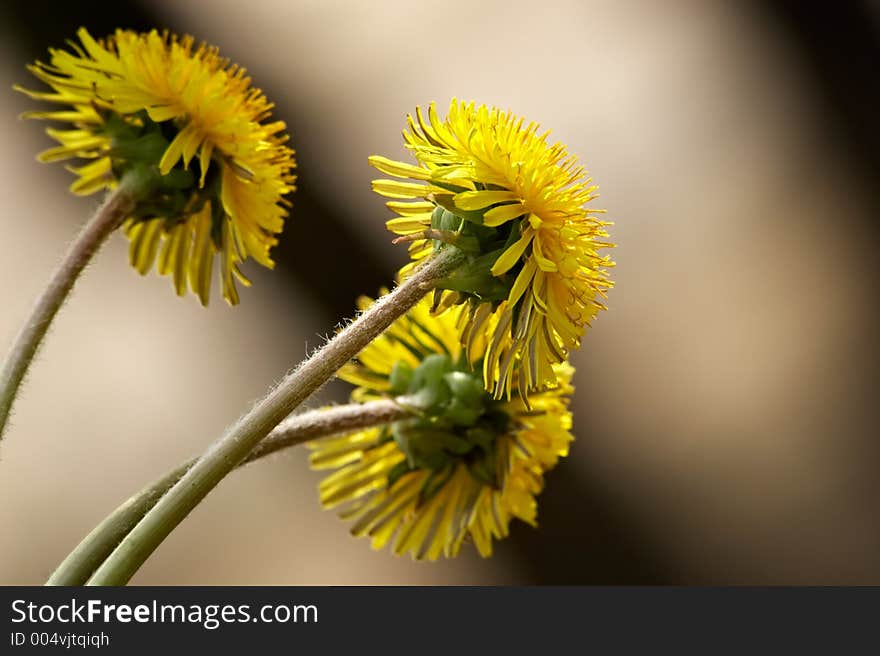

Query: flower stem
left=0, top=183, right=137, bottom=441
left=86, top=247, right=465, bottom=586
left=47, top=399, right=409, bottom=586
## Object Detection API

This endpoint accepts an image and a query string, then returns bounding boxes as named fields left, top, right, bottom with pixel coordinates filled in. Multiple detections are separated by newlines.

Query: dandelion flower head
left=307, top=293, right=574, bottom=560
left=16, top=28, right=296, bottom=304
left=370, top=99, right=613, bottom=399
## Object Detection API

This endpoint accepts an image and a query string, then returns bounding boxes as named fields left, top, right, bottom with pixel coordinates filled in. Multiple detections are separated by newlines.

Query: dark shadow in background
left=4, top=0, right=876, bottom=584
left=760, top=0, right=880, bottom=216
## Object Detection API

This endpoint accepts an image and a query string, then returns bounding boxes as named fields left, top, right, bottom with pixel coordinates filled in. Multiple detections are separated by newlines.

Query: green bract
left=387, top=352, right=511, bottom=488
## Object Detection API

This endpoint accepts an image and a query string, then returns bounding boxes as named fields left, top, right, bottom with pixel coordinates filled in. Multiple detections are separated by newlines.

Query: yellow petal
left=483, top=203, right=525, bottom=227
left=371, top=179, right=429, bottom=199
left=508, top=258, right=538, bottom=307
left=368, top=155, right=431, bottom=180
left=145, top=105, right=181, bottom=122
left=187, top=204, right=214, bottom=305
left=386, top=216, right=431, bottom=234
left=159, top=123, right=197, bottom=174
left=490, top=230, right=533, bottom=276
left=129, top=219, right=163, bottom=275
left=386, top=200, right=435, bottom=216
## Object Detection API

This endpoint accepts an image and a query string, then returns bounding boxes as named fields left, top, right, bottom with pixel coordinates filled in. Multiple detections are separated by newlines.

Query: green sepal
left=434, top=249, right=512, bottom=301
left=407, top=353, right=453, bottom=411
left=108, top=130, right=169, bottom=164
left=391, top=420, right=455, bottom=470
left=443, top=371, right=485, bottom=406
left=419, top=428, right=473, bottom=456
left=389, top=361, right=414, bottom=395
left=464, top=425, right=496, bottom=451
left=426, top=207, right=481, bottom=253
left=384, top=343, right=513, bottom=490
left=442, top=371, right=486, bottom=426
left=444, top=398, right=482, bottom=427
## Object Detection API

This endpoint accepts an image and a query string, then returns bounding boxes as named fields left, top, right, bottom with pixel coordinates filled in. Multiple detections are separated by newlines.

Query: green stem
left=0, top=182, right=137, bottom=441
left=87, top=248, right=465, bottom=585
left=48, top=399, right=410, bottom=586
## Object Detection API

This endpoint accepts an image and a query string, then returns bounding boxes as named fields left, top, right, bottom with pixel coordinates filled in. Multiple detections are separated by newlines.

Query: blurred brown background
left=0, top=0, right=878, bottom=584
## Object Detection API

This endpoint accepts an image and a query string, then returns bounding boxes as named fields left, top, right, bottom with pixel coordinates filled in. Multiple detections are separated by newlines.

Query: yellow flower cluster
left=17, top=28, right=296, bottom=304
left=308, top=295, right=574, bottom=559
left=371, top=99, right=613, bottom=399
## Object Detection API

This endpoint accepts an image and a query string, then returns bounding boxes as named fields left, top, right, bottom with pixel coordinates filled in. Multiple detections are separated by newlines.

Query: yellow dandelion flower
left=16, top=27, right=296, bottom=304
left=307, top=294, right=574, bottom=560
left=370, top=99, right=613, bottom=399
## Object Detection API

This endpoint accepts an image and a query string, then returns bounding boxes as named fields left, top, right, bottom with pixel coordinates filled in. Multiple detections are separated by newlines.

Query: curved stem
left=49, top=461, right=190, bottom=587
left=0, top=183, right=136, bottom=440
left=87, top=248, right=465, bottom=585
left=48, top=399, right=410, bottom=586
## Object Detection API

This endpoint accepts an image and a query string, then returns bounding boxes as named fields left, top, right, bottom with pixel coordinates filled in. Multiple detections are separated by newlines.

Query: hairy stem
left=87, top=248, right=465, bottom=585
left=0, top=183, right=136, bottom=441
left=47, top=399, right=410, bottom=586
